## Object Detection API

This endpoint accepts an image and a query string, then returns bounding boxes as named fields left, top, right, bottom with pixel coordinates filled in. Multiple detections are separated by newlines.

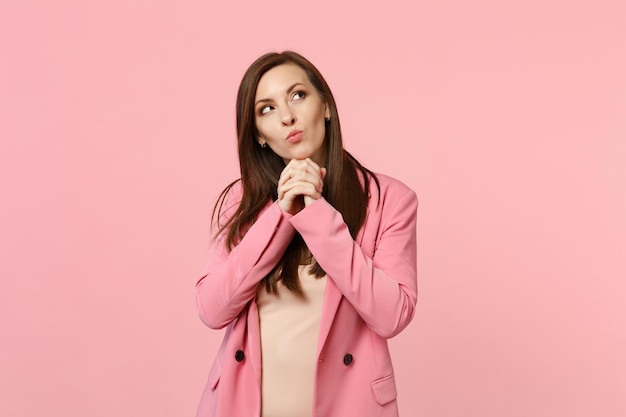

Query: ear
left=324, top=104, right=331, bottom=120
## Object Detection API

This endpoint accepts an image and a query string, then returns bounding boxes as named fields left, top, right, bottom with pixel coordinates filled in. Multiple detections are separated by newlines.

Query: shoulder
left=372, top=173, right=412, bottom=193
left=358, top=172, right=417, bottom=248
left=225, top=179, right=243, bottom=199
left=216, top=179, right=244, bottom=221
left=218, top=179, right=274, bottom=222
left=368, top=173, right=418, bottom=207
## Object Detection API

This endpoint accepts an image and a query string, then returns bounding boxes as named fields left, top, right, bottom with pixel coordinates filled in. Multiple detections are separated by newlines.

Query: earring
left=260, top=142, right=267, bottom=148
left=325, top=116, right=331, bottom=122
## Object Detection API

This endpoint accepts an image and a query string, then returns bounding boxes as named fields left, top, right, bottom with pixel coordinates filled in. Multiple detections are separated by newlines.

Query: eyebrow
left=254, top=82, right=305, bottom=107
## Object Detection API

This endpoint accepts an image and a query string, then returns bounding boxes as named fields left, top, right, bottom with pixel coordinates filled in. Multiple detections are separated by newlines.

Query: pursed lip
left=285, top=129, right=303, bottom=140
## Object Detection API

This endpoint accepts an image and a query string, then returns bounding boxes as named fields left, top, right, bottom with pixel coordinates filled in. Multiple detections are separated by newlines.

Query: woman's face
left=254, top=63, right=330, bottom=166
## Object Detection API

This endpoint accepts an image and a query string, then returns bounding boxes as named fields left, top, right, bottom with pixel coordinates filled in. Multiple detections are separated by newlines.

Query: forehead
left=255, top=63, right=311, bottom=99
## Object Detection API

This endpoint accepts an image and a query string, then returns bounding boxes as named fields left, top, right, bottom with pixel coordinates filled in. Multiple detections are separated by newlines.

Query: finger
left=279, top=159, right=307, bottom=186
left=304, top=158, right=321, bottom=171
left=290, top=158, right=321, bottom=177
left=282, top=163, right=322, bottom=186
left=279, top=159, right=324, bottom=196
left=283, top=171, right=324, bottom=193
left=280, top=181, right=321, bottom=200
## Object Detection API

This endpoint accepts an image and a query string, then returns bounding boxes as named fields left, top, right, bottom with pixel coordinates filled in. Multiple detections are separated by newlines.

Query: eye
left=259, top=105, right=273, bottom=115
left=292, top=91, right=306, bottom=101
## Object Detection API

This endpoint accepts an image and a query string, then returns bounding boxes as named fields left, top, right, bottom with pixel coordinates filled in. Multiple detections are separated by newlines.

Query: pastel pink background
left=1, top=0, right=624, bottom=416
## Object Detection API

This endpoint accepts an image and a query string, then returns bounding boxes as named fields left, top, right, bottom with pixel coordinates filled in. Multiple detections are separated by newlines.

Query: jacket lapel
left=316, top=278, right=342, bottom=356
left=316, top=204, right=371, bottom=356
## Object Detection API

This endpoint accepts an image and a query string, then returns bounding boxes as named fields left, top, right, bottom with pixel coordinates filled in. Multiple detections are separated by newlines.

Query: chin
left=285, top=151, right=314, bottom=161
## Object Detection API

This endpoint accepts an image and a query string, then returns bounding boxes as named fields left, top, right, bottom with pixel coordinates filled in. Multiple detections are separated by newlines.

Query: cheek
left=255, top=119, right=269, bottom=139
left=315, top=113, right=327, bottom=132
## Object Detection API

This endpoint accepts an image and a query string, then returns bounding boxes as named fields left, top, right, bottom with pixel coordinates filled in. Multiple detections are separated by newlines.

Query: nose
left=280, top=106, right=296, bottom=125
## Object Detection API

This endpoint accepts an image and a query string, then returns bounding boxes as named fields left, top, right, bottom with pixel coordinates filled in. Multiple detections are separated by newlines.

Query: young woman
left=195, top=51, right=418, bottom=417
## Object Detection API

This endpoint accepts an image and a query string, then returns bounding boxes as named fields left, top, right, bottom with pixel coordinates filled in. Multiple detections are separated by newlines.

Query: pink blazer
left=195, top=173, right=418, bottom=417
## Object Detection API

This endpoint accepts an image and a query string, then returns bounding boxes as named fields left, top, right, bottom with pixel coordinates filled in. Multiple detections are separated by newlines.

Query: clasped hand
left=277, top=158, right=326, bottom=215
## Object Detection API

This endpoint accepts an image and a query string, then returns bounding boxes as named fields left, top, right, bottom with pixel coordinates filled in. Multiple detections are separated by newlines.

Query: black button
left=235, top=350, right=245, bottom=362
left=343, top=354, right=353, bottom=366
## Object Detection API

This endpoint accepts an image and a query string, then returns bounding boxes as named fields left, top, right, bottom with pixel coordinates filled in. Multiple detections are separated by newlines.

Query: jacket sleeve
left=289, top=188, right=418, bottom=338
left=195, top=188, right=296, bottom=329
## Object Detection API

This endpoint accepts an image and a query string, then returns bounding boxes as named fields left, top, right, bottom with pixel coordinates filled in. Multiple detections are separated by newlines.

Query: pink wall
left=1, top=1, right=624, bottom=416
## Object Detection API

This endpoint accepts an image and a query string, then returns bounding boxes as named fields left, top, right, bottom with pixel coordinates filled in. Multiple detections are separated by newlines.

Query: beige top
left=256, top=265, right=327, bottom=417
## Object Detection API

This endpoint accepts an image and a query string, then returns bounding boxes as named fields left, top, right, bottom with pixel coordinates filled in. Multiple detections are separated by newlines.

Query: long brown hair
left=212, top=51, right=379, bottom=294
